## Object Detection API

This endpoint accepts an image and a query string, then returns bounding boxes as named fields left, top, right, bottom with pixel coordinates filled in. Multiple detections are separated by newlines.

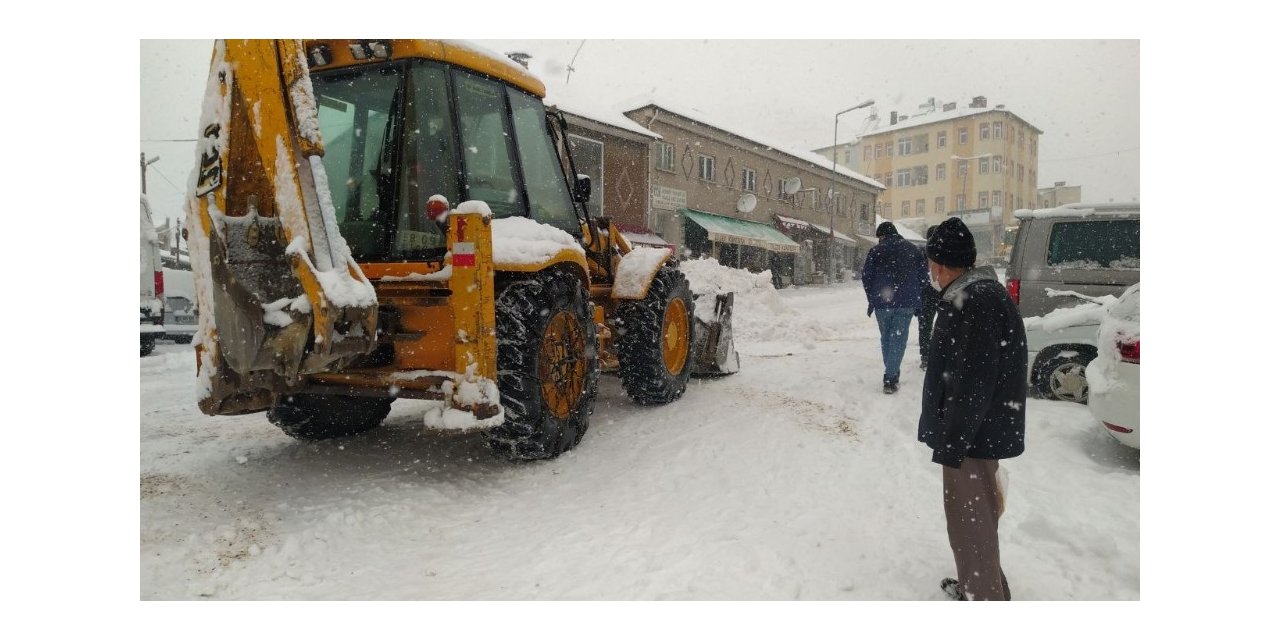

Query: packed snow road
left=140, top=268, right=1138, bottom=600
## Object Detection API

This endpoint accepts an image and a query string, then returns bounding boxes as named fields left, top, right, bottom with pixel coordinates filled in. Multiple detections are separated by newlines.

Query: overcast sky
left=140, top=39, right=1138, bottom=225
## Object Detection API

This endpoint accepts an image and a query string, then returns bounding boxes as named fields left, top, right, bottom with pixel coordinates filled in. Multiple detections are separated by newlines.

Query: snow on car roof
left=1015, top=202, right=1140, bottom=220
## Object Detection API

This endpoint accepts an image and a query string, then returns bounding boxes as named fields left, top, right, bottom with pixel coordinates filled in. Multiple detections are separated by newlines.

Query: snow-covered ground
left=140, top=264, right=1138, bottom=601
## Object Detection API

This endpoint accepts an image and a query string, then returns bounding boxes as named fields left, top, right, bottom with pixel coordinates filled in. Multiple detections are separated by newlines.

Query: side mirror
left=572, top=174, right=591, bottom=204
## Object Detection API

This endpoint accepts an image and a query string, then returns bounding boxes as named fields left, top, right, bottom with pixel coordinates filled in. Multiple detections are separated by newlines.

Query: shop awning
left=682, top=208, right=800, bottom=254
left=775, top=214, right=861, bottom=247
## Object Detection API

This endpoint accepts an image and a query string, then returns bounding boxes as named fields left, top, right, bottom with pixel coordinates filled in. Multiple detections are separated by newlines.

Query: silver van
left=1006, top=202, right=1139, bottom=401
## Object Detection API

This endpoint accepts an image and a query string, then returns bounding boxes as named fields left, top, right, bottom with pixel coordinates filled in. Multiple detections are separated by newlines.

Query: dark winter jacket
left=861, top=234, right=929, bottom=312
left=917, top=266, right=1027, bottom=468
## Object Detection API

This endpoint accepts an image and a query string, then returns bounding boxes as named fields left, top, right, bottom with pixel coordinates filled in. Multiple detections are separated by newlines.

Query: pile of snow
left=492, top=216, right=585, bottom=265
left=1023, top=293, right=1119, bottom=333
left=679, top=258, right=842, bottom=345
left=1086, top=284, right=1140, bottom=396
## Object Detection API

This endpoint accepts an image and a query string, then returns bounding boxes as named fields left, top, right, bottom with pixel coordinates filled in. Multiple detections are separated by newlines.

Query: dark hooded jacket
left=917, top=266, right=1027, bottom=468
left=861, top=233, right=928, bottom=311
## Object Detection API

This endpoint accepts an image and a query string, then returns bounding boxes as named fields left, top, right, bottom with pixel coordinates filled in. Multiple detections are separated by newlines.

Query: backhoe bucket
left=691, top=292, right=740, bottom=377
left=186, top=40, right=378, bottom=416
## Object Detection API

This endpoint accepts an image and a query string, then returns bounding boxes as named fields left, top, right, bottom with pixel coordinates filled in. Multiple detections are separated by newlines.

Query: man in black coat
left=861, top=221, right=928, bottom=394
left=916, top=225, right=940, bottom=370
left=918, top=217, right=1027, bottom=601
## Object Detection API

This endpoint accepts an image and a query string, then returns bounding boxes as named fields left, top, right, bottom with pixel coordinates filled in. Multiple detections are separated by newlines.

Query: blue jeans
left=875, top=307, right=916, bottom=383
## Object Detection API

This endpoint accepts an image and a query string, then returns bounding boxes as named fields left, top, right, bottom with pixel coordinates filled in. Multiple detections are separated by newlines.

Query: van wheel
left=617, top=265, right=695, bottom=405
left=267, top=394, right=394, bottom=440
left=488, top=270, right=599, bottom=461
left=1034, top=353, right=1093, bottom=403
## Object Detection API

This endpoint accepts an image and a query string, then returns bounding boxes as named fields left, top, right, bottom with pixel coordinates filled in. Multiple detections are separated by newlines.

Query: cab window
left=509, top=88, right=577, bottom=233
left=393, top=62, right=458, bottom=259
left=313, top=65, right=401, bottom=260
left=453, top=72, right=522, bottom=218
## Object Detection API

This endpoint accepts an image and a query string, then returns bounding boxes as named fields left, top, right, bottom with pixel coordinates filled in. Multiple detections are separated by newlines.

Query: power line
left=150, top=166, right=186, bottom=196
left=1040, top=146, right=1139, bottom=163
left=141, top=138, right=198, bottom=143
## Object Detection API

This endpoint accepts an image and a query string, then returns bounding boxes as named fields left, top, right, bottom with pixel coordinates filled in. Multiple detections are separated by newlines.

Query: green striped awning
left=681, top=208, right=800, bottom=254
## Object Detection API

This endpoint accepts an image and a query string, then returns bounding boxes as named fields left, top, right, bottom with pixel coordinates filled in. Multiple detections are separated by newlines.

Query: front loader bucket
left=691, top=292, right=740, bottom=377
left=186, top=40, right=378, bottom=415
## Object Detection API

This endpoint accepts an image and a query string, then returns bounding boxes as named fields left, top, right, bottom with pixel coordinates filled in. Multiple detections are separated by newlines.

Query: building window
left=901, top=201, right=910, bottom=217
left=698, top=155, right=715, bottom=182
left=843, top=149, right=851, bottom=164
left=979, top=191, right=989, bottom=208
left=994, top=121, right=1003, bottom=139
left=960, top=127, right=970, bottom=144
left=980, top=122, right=990, bottom=140
left=864, top=146, right=872, bottom=161
left=1030, top=169, right=1036, bottom=186
left=936, top=163, right=946, bottom=181
left=875, top=143, right=883, bottom=159
left=568, top=134, right=605, bottom=219
left=935, top=197, right=945, bottom=214
left=895, top=169, right=912, bottom=187
left=979, top=157, right=990, bottom=174
left=1017, top=196, right=1023, bottom=209
left=898, top=137, right=912, bottom=155
left=993, top=155, right=1003, bottom=173
left=913, top=165, right=929, bottom=186
left=777, top=180, right=787, bottom=200
left=875, top=202, right=882, bottom=216
left=916, top=199, right=925, bottom=216
left=937, top=130, right=947, bottom=148
left=957, top=159, right=969, bottom=177
left=656, top=142, right=674, bottom=172
left=886, top=142, right=893, bottom=157
left=956, top=194, right=966, bottom=211
left=1031, top=139, right=1037, bottom=156
left=861, top=203, right=869, bottom=220
left=993, top=191, right=1002, bottom=207
left=741, top=168, right=756, bottom=192
left=1017, top=163, right=1024, bottom=182
left=1019, top=131, right=1026, bottom=149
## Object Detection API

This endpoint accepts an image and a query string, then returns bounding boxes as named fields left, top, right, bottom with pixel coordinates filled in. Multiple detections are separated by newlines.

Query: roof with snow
left=544, top=81, right=661, bottom=140
left=825, top=101, right=1044, bottom=148
left=618, top=94, right=884, bottom=191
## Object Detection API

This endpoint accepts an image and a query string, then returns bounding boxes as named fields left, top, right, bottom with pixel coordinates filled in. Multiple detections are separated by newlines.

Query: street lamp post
left=829, top=99, right=874, bottom=284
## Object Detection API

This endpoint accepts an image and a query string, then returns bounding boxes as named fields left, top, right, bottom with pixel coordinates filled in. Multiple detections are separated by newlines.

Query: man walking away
left=916, top=225, right=940, bottom=370
left=861, top=221, right=928, bottom=394
left=917, top=217, right=1027, bottom=601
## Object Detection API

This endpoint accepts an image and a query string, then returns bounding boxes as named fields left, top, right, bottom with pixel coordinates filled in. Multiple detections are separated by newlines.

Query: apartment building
left=1037, top=181, right=1083, bottom=209
left=622, top=99, right=884, bottom=285
left=817, top=97, right=1041, bottom=259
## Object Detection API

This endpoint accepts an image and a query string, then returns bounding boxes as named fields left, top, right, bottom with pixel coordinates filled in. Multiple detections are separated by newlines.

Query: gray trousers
left=943, top=457, right=1011, bottom=601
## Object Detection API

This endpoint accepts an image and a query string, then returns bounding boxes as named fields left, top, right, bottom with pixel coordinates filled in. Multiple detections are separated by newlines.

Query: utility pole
left=140, top=152, right=160, bottom=194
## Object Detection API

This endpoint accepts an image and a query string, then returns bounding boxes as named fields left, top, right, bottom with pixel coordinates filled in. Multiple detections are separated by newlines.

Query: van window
left=1047, top=219, right=1140, bottom=269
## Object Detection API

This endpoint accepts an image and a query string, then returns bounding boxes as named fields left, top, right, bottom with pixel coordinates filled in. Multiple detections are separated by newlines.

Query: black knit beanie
left=875, top=221, right=898, bottom=238
left=926, top=217, right=976, bottom=268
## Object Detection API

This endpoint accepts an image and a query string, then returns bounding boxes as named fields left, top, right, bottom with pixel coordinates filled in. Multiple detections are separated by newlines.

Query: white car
left=1022, top=290, right=1119, bottom=403
left=1085, top=283, right=1140, bottom=449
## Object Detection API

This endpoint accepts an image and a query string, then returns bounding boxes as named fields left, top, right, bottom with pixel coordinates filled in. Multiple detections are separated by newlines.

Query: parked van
left=1006, top=202, right=1139, bottom=401
left=140, top=195, right=165, bottom=356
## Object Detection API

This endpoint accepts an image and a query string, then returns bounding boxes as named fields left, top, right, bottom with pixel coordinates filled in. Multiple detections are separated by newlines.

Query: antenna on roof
left=566, top=39, right=586, bottom=84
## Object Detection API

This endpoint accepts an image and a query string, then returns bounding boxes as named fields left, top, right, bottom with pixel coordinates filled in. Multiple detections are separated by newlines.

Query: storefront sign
left=651, top=185, right=687, bottom=211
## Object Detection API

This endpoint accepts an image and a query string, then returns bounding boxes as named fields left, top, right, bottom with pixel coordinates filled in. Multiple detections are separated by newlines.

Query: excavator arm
left=186, top=40, right=379, bottom=415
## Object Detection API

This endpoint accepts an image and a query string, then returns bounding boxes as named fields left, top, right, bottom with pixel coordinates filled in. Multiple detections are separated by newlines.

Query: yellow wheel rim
left=539, top=311, right=587, bottom=420
left=661, top=298, right=690, bottom=376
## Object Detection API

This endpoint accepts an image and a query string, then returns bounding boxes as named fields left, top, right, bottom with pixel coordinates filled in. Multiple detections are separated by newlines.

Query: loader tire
left=140, top=335, right=156, bottom=357
left=617, top=265, right=695, bottom=405
left=488, top=269, right=599, bottom=461
left=267, top=394, right=394, bottom=441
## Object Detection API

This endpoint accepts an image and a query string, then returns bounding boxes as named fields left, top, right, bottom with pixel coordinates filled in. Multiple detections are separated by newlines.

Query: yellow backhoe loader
left=185, top=39, right=738, bottom=460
